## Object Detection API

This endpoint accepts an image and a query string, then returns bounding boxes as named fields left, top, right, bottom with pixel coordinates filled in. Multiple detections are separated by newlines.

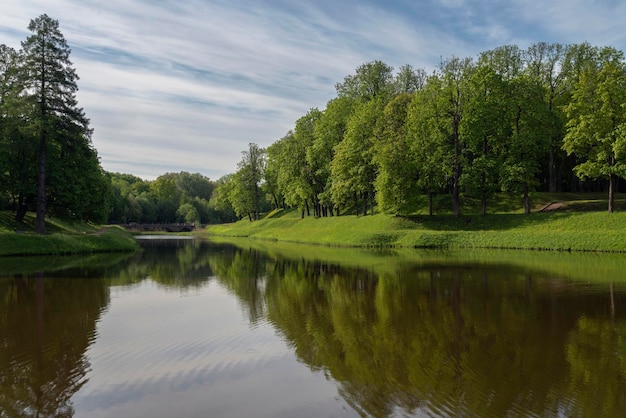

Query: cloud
left=2, top=0, right=626, bottom=180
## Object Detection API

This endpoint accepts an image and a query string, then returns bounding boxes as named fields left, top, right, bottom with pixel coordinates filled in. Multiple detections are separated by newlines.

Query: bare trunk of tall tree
left=608, top=173, right=615, bottom=213
left=36, top=124, right=46, bottom=234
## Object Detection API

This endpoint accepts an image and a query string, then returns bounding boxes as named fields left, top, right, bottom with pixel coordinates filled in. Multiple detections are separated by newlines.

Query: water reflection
left=213, top=246, right=626, bottom=418
left=1, top=240, right=625, bottom=417
left=0, top=275, right=109, bottom=417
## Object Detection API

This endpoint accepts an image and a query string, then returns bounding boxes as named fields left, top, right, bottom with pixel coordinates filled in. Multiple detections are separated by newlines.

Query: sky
left=2, top=0, right=626, bottom=181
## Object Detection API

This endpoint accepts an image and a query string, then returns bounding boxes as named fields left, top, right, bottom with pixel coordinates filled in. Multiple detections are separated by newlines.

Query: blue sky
left=2, top=0, right=626, bottom=180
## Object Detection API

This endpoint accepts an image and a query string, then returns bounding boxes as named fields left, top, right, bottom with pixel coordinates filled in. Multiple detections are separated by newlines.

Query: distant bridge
left=120, top=223, right=196, bottom=232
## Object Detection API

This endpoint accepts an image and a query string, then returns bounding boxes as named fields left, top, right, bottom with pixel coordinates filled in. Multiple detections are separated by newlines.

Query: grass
left=0, top=211, right=139, bottom=256
left=205, top=193, right=626, bottom=252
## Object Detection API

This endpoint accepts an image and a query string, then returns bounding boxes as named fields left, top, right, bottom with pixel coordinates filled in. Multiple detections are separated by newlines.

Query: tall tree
left=232, top=143, right=265, bottom=221
left=500, top=75, right=552, bottom=214
left=437, top=57, right=474, bottom=217
left=563, top=47, right=626, bottom=212
left=373, top=93, right=417, bottom=213
left=461, top=66, right=510, bottom=215
left=335, top=60, right=395, bottom=102
left=330, top=99, right=384, bottom=216
left=20, top=14, right=90, bottom=233
left=310, top=97, right=356, bottom=216
left=524, top=42, right=568, bottom=192
left=406, top=75, right=453, bottom=215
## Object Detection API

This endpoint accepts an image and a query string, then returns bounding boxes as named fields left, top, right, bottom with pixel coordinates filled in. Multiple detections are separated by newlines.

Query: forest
left=3, top=14, right=626, bottom=229
left=217, top=42, right=626, bottom=221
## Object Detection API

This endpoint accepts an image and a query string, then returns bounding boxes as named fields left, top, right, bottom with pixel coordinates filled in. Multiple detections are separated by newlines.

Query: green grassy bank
left=205, top=193, right=626, bottom=252
left=0, top=212, right=138, bottom=256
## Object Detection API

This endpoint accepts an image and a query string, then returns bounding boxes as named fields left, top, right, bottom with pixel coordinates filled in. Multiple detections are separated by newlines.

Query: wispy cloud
left=2, top=0, right=626, bottom=179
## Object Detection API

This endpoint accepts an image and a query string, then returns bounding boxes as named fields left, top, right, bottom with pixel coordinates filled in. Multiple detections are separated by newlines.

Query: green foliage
left=0, top=15, right=107, bottom=228
left=563, top=47, right=626, bottom=211
left=373, top=94, right=417, bottom=213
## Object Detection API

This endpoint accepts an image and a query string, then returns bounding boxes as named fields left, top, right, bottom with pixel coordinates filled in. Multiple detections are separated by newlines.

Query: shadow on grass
left=264, top=208, right=299, bottom=219
left=397, top=212, right=579, bottom=231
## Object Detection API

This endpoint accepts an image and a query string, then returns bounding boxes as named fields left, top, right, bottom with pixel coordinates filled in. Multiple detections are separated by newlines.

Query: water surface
left=1, top=239, right=625, bottom=417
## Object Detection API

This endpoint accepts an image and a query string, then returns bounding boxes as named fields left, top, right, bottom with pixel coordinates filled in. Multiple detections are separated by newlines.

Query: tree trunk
left=549, top=148, right=556, bottom=192
left=36, top=129, right=46, bottom=234
left=369, top=188, right=374, bottom=216
left=428, top=193, right=433, bottom=216
left=452, top=117, right=461, bottom=218
left=15, top=193, right=28, bottom=223
left=363, top=192, right=368, bottom=216
left=608, top=173, right=615, bottom=213
left=482, top=196, right=487, bottom=216
left=523, top=184, right=531, bottom=215
left=305, top=199, right=310, bottom=217
left=354, top=192, right=359, bottom=216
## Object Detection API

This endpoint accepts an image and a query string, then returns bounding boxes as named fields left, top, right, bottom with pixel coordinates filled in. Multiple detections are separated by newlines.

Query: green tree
left=524, top=42, right=568, bottom=192
left=310, top=97, right=356, bottom=216
left=20, top=14, right=91, bottom=233
left=231, top=143, right=265, bottom=221
left=150, top=173, right=182, bottom=222
left=208, top=174, right=238, bottom=223
left=406, top=75, right=453, bottom=215
left=500, top=75, right=552, bottom=214
left=0, top=44, right=36, bottom=218
left=563, top=47, right=626, bottom=212
left=461, top=66, right=510, bottom=215
left=335, top=60, right=395, bottom=101
left=438, top=57, right=474, bottom=217
left=373, top=94, right=417, bottom=213
left=393, top=64, right=427, bottom=94
left=330, top=99, right=384, bottom=215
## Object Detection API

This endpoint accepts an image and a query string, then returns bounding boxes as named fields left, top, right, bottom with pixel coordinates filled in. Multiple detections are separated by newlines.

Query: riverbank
left=0, top=212, right=138, bottom=256
left=205, top=195, right=626, bottom=252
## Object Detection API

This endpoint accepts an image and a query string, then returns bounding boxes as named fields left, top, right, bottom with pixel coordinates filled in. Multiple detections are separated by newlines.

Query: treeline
left=217, top=42, right=626, bottom=220
left=107, top=171, right=240, bottom=225
left=0, top=14, right=240, bottom=228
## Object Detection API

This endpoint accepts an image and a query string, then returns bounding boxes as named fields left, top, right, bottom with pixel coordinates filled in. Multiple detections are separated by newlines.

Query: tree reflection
left=0, top=275, right=109, bottom=416
left=212, top=246, right=626, bottom=417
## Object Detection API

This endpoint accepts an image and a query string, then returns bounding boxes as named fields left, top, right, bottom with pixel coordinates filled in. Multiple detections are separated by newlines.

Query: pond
left=1, top=238, right=625, bottom=417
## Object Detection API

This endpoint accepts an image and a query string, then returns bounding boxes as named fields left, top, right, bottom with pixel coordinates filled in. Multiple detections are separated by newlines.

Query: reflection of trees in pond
left=213, top=248, right=626, bottom=417
left=565, top=315, right=626, bottom=417
left=209, top=247, right=267, bottom=324
left=0, top=275, right=109, bottom=416
left=108, top=240, right=228, bottom=288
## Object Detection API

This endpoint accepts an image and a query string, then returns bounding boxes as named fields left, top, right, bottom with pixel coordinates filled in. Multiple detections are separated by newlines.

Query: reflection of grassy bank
left=0, top=212, right=138, bottom=256
left=205, top=208, right=626, bottom=252
left=207, top=237, right=626, bottom=283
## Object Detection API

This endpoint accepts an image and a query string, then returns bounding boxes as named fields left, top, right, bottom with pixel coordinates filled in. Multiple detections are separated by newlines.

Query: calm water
left=1, top=239, right=626, bottom=417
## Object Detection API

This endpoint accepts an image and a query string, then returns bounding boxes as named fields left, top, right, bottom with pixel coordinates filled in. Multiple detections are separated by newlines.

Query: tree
left=461, top=66, right=510, bottom=215
left=336, top=60, right=395, bottom=102
left=524, top=42, right=568, bottom=192
left=373, top=94, right=417, bottom=213
left=330, top=99, right=384, bottom=215
left=563, top=47, right=626, bottom=212
left=500, top=75, right=552, bottom=214
left=394, top=64, right=427, bottom=94
left=406, top=75, right=453, bottom=215
left=20, top=14, right=90, bottom=233
left=231, top=143, right=265, bottom=221
left=310, top=97, right=356, bottom=216
left=150, top=173, right=182, bottom=222
left=0, top=44, right=36, bottom=219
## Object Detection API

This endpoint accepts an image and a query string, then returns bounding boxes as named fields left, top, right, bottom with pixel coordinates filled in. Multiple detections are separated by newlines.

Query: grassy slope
left=0, top=212, right=138, bottom=256
left=205, top=193, right=626, bottom=252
